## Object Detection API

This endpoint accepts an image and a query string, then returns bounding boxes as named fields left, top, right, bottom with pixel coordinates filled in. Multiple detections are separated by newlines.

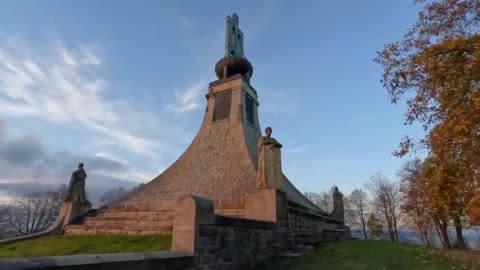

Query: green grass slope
left=257, top=240, right=475, bottom=270
left=0, top=234, right=171, bottom=258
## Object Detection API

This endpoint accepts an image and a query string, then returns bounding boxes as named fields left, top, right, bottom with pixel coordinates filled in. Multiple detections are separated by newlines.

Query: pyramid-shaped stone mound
left=122, top=75, right=317, bottom=210
left=121, top=14, right=318, bottom=210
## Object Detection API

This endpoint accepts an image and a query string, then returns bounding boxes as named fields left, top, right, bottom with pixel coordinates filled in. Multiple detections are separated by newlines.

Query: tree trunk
left=416, top=221, right=428, bottom=246
left=439, top=219, right=451, bottom=249
left=384, top=209, right=395, bottom=242
left=359, top=210, right=368, bottom=240
left=393, top=216, right=399, bottom=242
left=434, top=221, right=445, bottom=247
left=453, top=215, right=466, bottom=249
left=475, top=226, right=480, bottom=243
left=423, top=227, right=431, bottom=247
left=362, top=221, right=368, bottom=240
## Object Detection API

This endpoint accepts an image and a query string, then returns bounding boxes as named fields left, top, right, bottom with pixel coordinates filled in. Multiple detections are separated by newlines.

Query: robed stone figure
left=65, top=163, right=90, bottom=204
left=331, top=187, right=345, bottom=222
left=257, top=127, right=283, bottom=189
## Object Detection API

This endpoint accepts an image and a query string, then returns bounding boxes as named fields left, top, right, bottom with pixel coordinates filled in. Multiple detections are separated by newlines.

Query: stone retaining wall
left=196, top=215, right=288, bottom=269
left=171, top=195, right=289, bottom=270
left=170, top=192, right=348, bottom=270
left=0, top=251, right=194, bottom=270
left=287, top=201, right=349, bottom=245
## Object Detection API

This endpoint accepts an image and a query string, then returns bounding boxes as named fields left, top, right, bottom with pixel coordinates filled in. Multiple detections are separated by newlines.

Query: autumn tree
left=421, top=156, right=455, bottom=248
left=367, top=173, right=401, bottom=242
left=375, top=0, right=480, bottom=244
left=367, top=213, right=383, bottom=239
left=347, top=189, right=370, bottom=240
left=374, top=0, right=480, bottom=156
left=398, top=159, right=435, bottom=246
left=467, top=192, right=480, bottom=225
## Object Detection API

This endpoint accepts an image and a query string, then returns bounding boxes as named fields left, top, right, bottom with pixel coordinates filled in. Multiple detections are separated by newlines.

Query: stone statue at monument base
left=65, top=163, right=90, bottom=206
left=257, top=127, right=283, bottom=189
left=0, top=162, right=93, bottom=245
left=330, top=186, right=345, bottom=222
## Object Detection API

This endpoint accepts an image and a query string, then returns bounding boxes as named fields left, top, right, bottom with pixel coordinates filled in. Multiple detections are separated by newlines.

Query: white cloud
left=0, top=39, right=158, bottom=158
left=287, top=145, right=307, bottom=154
left=168, top=79, right=206, bottom=113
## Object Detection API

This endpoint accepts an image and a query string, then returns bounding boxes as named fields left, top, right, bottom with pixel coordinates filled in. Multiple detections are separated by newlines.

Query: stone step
left=84, top=218, right=173, bottom=227
left=86, top=224, right=172, bottom=232
left=82, top=222, right=172, bottom=231
left=64, top=224, right=172, bottom=235
left=108, top=200, right=178, bottom=211
left=63, top=225, right=88, bottom=235
left=214, top=209, right=245, bottom=217
left=102, top=210, right=174, bottom=219
left=88, top=215, right=173, bottom=221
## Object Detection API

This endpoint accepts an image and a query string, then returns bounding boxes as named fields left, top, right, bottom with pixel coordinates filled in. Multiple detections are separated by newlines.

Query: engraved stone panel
left=213, top=90, right=232, bottom=121
left=245, top=93, right=254, bottom=125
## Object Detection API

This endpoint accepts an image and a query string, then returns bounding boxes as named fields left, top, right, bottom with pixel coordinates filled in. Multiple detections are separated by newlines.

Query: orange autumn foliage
left=467, top=193, right=480, bottom=225
left=375, top=0, right=479, bottom=230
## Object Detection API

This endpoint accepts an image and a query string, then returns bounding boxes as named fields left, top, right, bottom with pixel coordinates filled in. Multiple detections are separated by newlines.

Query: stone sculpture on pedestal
left=0, top=162, right=92, bottom=244
left=257, top=127, right=283, bottom=189
left=65, top=163, right=90, bottom=206
left=331, top=187, right=345, bottom=222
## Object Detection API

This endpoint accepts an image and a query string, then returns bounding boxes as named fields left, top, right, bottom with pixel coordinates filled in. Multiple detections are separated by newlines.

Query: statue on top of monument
left=257, top=127, right=283, bottom=189
left=215, top=13, right=253, bottom=81
left=225, top=13, right=244, bottom=58
left=65, top=163, right=90, bottom=205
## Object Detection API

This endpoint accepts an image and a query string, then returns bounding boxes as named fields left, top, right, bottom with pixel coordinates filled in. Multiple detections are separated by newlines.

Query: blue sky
left=0, top=0, right=426, bottom=201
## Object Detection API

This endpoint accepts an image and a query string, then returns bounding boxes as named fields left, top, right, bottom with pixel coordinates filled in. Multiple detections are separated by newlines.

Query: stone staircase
left=64, top=201, right=176, bottom=235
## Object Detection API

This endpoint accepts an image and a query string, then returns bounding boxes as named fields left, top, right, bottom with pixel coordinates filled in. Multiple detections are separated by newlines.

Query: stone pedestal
left=244, top=189, right=286, bottom=222
left=62, top=201, right=92, bottom=225
left=172, top=196, right=215, bottom=253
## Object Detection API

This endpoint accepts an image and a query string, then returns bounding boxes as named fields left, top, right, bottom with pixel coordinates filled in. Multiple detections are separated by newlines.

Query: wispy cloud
left=0, top=39, right=158, bottom=158
left=287, top=145, right=307, bottom=154
left=168, top=79, right=206, bottom=113
left=0, top=120, right=151, bottom=202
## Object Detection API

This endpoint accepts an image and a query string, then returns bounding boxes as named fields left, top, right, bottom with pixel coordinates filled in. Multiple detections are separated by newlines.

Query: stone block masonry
left=171, top=192, right=348, bottom=270
left=64, top=201, right=177, bottom=235
left=196, top=216, right=289, bottom=270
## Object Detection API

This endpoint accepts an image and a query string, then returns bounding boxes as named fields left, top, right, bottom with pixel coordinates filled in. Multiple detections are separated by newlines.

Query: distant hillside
left=350, top=229, right=480, bottom=250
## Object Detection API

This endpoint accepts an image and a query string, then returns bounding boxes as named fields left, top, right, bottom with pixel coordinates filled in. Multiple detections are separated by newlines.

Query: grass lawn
left=257, top=240, right=475, bottom=270
left=0, top=234, right=171, bottom=259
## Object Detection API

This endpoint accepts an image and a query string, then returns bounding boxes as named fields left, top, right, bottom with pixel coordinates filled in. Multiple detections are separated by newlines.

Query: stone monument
left=1, top=17, right=350, bottom=268
left=60, top=14, right=347, bottom=240
left=257, top=127, right=283, bottom=189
